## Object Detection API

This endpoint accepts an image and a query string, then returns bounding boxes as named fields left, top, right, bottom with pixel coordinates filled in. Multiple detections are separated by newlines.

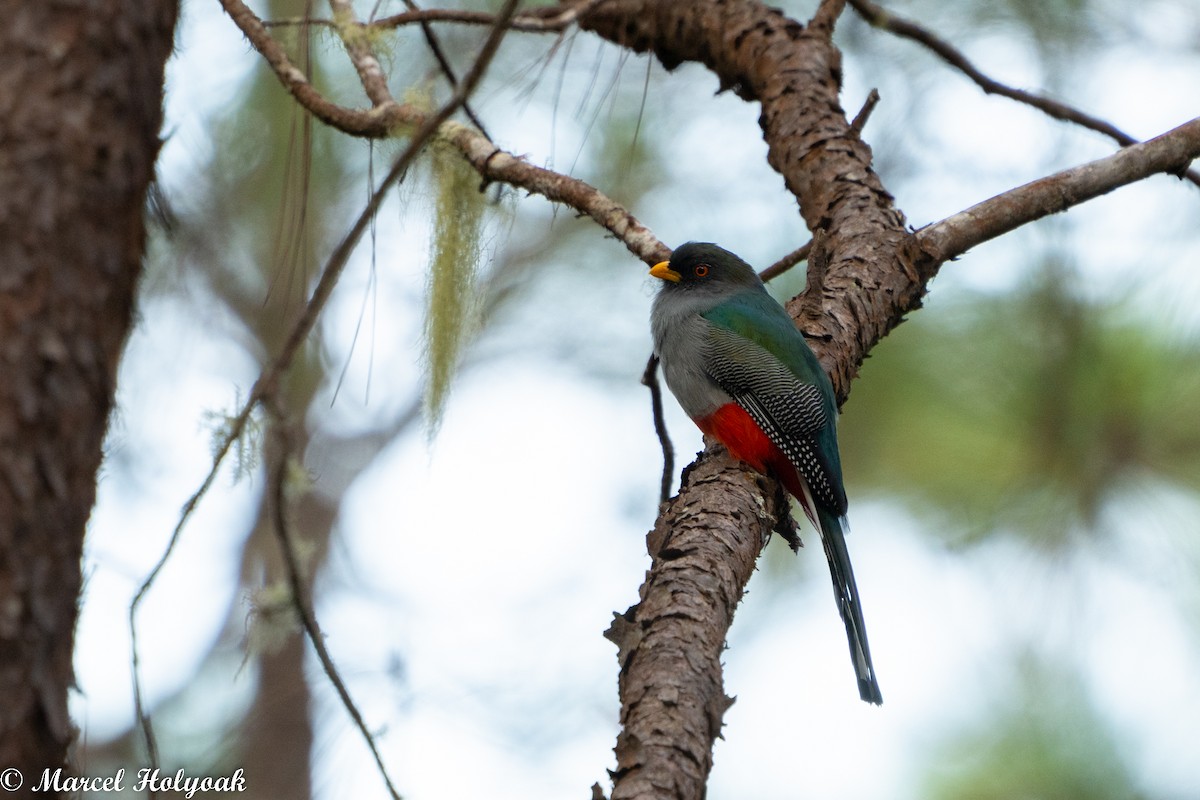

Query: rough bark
left=605, top=450, right=789, bottom=800
left=0, top=0, right=178, bottom=780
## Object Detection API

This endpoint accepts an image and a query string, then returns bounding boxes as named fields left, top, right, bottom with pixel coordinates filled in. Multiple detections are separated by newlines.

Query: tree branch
left=918, top=115, right=1200, bottom=263
left=578, top=0, right=914, bottom=394
left=605, top=450, right=787, bottom=800
left=808, top=0, right=847, bottom=35
left=376, top=0, right=609, bottom=31
left=263, top=1, right=607, bottom=34
left=439, top=120, right=670, bottom=265
left=846, top=0, right=1200, bottom=189
left=329, top=0, right=396, bottom=107
left=850, top=87, right=881, bottom=133
left=640, top=356, right=674, bottom=504
left=571, top=2, right=915, bottom=795
left=758, top=240, right=812, bottom=282
left=220, top=0, right=669, bottom=266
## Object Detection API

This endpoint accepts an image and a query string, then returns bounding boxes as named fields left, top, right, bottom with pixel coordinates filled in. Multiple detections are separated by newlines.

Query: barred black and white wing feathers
left=702, top=321, right=847, bottom=516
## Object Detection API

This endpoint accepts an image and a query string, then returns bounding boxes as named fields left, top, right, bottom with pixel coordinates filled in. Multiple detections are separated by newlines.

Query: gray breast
left=651, top=293, right=732, bottom=419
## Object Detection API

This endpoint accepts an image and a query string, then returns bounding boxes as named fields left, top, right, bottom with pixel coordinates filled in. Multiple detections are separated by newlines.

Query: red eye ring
left=694, top=264, right=710, bottom=277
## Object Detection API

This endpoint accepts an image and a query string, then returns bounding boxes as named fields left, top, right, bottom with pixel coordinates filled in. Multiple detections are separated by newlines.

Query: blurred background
left=75, top=0, right=1200, bottom=797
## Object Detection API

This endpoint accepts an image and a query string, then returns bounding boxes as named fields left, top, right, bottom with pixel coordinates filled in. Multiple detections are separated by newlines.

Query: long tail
left=817, top=506, right=882, bottom=705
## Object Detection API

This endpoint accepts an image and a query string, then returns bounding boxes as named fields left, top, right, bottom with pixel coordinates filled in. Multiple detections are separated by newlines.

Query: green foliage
left=920, top=654, right=1140, bottom=800
left=422, top=141, right=488, bottom=436
left=840, top=262, right=1200, bottom=548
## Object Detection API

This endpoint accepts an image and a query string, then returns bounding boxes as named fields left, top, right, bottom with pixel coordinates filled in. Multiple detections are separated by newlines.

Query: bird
left=649, top=241, right=882, bottom=705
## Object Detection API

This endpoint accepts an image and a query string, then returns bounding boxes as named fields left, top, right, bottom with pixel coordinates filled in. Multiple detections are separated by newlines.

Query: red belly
left=695, top=403, right=808, bottom=506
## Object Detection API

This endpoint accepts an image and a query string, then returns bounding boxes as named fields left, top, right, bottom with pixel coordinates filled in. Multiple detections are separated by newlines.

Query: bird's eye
left=694, top=264, right=710, bottom=278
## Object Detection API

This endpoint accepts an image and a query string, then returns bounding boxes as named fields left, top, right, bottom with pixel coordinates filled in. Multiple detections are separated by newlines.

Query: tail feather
left=817, top=507, right=882, bottom=705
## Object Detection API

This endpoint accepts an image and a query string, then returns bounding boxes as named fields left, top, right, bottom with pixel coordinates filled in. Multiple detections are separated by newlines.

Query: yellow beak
left=649, top=260, right=681, bottom=283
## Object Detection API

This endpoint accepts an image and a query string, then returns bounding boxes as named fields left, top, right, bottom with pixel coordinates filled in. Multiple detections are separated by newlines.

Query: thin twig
left=129, top=401, right=257, bottom=776
left=758, top=239, right=812, bottom=282
left=375, top=0, right=608, bottom=32
left=847, top=0, right=1200, bottom=189
left=850, top=88, right=880, bottom=133
left=402, top=0, right=493, bottom=138
left=268, top=411, right=402, bottom=800
left=641, top=355, right=674, bottom=504
left=265, top=1, right=606, bottom=33
left=132, top=0, right=518, bottom=767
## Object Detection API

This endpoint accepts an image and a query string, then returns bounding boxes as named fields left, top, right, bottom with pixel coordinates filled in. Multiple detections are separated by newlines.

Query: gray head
left=649, top=242, right=764, bottom=295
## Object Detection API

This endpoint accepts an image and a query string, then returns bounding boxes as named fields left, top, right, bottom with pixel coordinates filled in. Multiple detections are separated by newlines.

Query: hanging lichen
left=421, top=140, right=487, bottom=438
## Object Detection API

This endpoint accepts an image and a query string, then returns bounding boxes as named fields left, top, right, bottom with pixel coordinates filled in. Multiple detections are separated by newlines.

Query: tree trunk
left=0, top=0, right=178, bottom=781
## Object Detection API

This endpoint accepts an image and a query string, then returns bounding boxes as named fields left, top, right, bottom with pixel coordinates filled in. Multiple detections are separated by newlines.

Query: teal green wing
left=702, top=289, right=847, bottom=514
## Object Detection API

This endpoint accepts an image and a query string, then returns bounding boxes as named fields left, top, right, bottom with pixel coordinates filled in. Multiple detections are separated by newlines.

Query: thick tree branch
left=605, top=450, right=788, bottom=800
left=572, top=3, right=917, bottom=796
left=918, top=115, right=1200, bottom=263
